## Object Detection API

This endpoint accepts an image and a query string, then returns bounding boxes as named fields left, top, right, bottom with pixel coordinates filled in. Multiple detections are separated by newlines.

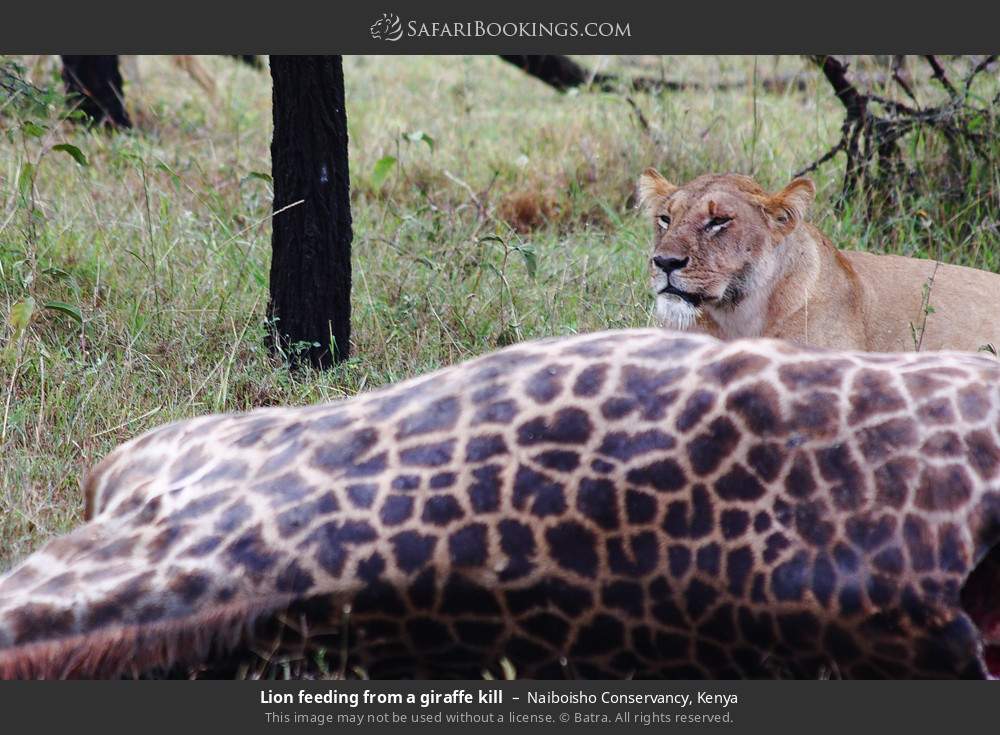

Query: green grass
left=1, top=54, right=998, bottom=572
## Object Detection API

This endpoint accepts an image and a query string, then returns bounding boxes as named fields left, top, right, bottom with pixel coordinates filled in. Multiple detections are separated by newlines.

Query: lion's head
left=637, top=169, right=815, bottom=331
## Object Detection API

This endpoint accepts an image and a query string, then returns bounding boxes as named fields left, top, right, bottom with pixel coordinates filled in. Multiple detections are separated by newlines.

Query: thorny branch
left=923, top=55, right=958, bottom=98
left=797, top=55, right=998, bottom=210
left=890, top=55, right=918, bottom=105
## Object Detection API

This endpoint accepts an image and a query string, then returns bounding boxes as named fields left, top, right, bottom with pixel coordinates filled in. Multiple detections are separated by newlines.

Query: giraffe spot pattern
left=4, top=329, right=1000, bottom=682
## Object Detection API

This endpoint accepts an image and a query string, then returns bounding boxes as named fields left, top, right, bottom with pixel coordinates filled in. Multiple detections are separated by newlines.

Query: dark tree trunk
left=59, top=55, right=131, bottom=128
left=267, top=55, right=352, bottom=368
left=230, top=55, right=263, bottom=70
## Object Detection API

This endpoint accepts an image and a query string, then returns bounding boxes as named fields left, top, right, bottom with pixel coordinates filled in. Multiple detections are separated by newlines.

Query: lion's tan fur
left=639, top=169, right=1000, bottom=353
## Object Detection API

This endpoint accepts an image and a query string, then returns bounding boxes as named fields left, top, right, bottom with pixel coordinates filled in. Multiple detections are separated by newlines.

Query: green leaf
left=18, top=162, right=35, bottom=197
left=404, top=130, right=435, bottom=151
left=22, top=121, right=46, bottom=138
left=155, top=161, right=182, bottom=189
left=10, top=296, right=36, bottom=337
left=42, top=266, right=73, bottom=280
left=371, top=156, right=397, bottom=188
left=517, top=246, right=537, bottom=279
left=43, top=300, right=83, bottom=325
left=247, top=171, right=272, bottom=183
left=52, top=143, right=89, bottom=167
left=41, top=266, right=81, bottom=297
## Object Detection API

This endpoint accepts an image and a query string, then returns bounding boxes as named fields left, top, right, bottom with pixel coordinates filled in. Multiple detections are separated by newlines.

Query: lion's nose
left=652, top=255, right=689, bottom=274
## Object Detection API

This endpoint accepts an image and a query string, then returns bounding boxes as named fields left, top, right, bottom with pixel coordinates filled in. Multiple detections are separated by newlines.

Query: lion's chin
left=655, top=294, right=701, bottom=331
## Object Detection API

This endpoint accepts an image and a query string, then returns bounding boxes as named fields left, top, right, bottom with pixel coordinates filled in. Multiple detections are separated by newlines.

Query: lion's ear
left=766, top=177, right=815, bottom=232
left=637, top=168, right=678, bottom=212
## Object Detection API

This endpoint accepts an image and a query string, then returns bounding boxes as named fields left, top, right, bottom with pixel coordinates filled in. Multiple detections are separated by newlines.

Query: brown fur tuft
left=637, top=168, right=678, bottom=212
left=765, top=177, right=815, bottom=232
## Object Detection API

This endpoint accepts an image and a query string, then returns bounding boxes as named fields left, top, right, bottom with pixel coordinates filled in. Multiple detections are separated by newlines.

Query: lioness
left=638, top=169, right=1000, bottom=353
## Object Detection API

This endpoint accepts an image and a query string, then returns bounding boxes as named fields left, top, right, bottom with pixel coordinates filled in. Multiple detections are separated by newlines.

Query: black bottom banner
left=0, top=680, right=991, bottom=733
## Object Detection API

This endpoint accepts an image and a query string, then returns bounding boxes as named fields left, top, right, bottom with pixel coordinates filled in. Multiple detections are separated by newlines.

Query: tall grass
left=1, top=55, right=998, bottom=571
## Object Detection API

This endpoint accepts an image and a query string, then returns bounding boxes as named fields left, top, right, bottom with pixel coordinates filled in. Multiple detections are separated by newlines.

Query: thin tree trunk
left=267, top=55, right=352, bottom=368
left=60, top=55, right=131, bottom=128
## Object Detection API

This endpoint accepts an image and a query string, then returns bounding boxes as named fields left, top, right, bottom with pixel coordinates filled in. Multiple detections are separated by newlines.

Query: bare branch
left=812, top=55, right=868, bottom=119
left=868, top=94, right=919, bottom=116
left=965, top=55, right=998, bottom=95
left=803, top=54, right=997, bottom=216
left=625, top=96, right=651, bottom=132
left=500, top=55, right=808, bottom=95
left=923, top=55, right=958, bottom=98
left=890, top=55, right=919, bottom=106
left=793, top=136, right=848, bottom=178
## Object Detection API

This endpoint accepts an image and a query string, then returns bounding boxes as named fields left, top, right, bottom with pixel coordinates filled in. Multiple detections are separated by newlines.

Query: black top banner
left=2, top=0, right=1000, bottom=53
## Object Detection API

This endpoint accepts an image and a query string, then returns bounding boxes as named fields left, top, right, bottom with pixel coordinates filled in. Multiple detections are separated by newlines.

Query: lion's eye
left=705, top=216, right=732, bottom=234
left=657, top=214, right=671, bottom=230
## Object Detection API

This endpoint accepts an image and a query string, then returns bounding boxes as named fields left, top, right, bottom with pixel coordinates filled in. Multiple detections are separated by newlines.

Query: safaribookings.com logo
left=369, top=14, right=631, bottom=41
left=370, top=13, right=404, bottom=41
